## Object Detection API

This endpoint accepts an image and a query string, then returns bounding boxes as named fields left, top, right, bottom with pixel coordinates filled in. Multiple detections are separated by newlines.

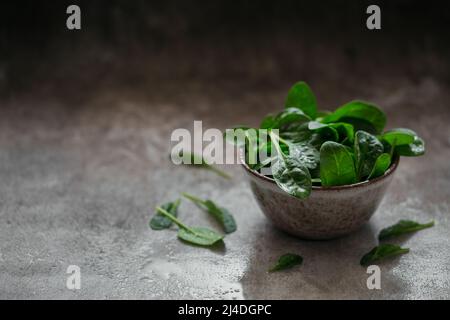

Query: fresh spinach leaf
left=178, top=227, right=224, bottom=246
left=322, top=101, right=387, bottom=134
left=280, top=137, right=319, bottom=170
left=177, top=151, right=231, bottom=179
left=182, top=193, right=237, bottom=234
left=285, top=81, right=317, bottom=119
left=395, top=136, right=425, bottom=157
left=308, top=121, right=339, bottom=142
left=368, top=153, right=391, bottom=179
left=260, top=114, right=276, bottom=129
left=270, top=132, right=312, bottom=199
left=354, top=130, right=384, bottom=180
left=360, top=244, right=409, bottom=266
left=319, top=141, right=357, bottom=186
left=261, top=108, right=310, bottom=129
left=269, top=253, right=303, bottom=272
left=150, top=199, right=181, bottom=230
left=155, top=206, right=223, bottom=246
left=378, top=220, right=435, bottom=240
left=381, top=128, right=416, bottom=146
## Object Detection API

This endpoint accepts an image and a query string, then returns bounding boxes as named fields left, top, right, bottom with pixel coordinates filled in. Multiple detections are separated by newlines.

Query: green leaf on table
left=368, top=153, right=391, bottom=179
left=319, top=141, right=357, bottom=186
left=378, top=220, right=435, bottom=240
left=322, top=100, right=387, bottom=134
left=354, top=130, right=384, bottom=180
left=285, top=81, right=317, bottom=119
left=178, top=227, right=224, bottom=246
left=360, top=244, right=410, bottom=266
left=155, top=206, right=223, bottom=246
left=182, top=193, right=237, bottom=234
left=176, top=151, right=231, bottom=179
left=150, top=199, right=181, bottom=230
left=269, top=253, right=303, bottom=272
left=270, top=132, right=312, bottom=199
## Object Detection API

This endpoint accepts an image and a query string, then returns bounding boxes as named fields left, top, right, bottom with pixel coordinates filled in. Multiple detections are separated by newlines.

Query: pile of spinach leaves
left=230, top=81, right=425, bottom=199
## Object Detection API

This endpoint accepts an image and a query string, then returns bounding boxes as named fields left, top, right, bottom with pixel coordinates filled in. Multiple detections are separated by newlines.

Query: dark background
left=1, top=0, right=450, bottom=97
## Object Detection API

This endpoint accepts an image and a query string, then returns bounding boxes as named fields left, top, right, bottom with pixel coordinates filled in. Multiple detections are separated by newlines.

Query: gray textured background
left=0, top=0, right=449, bottom=299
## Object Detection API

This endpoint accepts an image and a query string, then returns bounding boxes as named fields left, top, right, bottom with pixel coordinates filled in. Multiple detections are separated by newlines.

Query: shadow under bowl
left=241, top=152, right=399, bottom=240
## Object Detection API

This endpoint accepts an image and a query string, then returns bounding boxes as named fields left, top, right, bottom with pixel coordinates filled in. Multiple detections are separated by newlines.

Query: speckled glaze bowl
left=241, top=153, right=399, bottom=240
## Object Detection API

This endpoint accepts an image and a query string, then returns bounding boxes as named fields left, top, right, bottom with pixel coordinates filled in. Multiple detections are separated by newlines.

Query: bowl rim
left=240, top=149, right=400, bottom=191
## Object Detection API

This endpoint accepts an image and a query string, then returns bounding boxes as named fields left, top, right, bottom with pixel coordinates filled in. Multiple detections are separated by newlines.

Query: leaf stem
left=182, top=192, right=206, bottom=206
left=155, top=206, right=191, bottom=232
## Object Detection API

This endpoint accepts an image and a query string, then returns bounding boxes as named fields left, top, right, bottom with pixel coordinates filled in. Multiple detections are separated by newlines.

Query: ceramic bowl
left=241, top=152, right=399, bottom=240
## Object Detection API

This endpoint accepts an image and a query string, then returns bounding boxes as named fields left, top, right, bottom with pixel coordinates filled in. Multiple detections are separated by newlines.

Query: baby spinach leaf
left=378, top=220, right=435, bottom=240
left=322, top=101, right=387, bottom=134
left=261, top=108, right=310, bottom=129
left=285, top=81, right=317, bottom=119
left=381, top=128, right=416, bottom=146
left=155, top=206, right=223, bottom=246
left=270, top=132, right=312, bottom=199
left=280, top=122, right=312, bottom=143
left=360, top=244, right=410, bottom=266
left=368, top=153, right=391, bottom=179
left=308, top=121, right=339, bottom=142
left=354, top=130, right=384, bottom=180
left=319, top=141, right=357, bottom=186
left=177, top=151, right=231, bottom=179
left=150, top=199, right=181, bottom=230
left=282, top=138, right=319, bottom=170
left=178, top=227, right=224, bottom=246
left=269, top=253, right=303, bottom=272
left=182, top=193, right=237, bottom=234
left=331, top=122, right=355, bottom=143
left=395, top=136, right=425, bottom=157
left=272, top=157, right=312, bottom=199
left=260, top=114, right=276, bottom=129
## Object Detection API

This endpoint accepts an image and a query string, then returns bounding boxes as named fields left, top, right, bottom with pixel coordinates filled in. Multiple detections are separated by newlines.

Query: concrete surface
left=1, top=32, right=450, bottom=299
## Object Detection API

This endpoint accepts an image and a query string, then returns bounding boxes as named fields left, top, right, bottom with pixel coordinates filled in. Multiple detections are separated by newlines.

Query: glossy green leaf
left=354, top=130, right=384, bottom=180
left=381, top=128, right=416, bottom=146
left=322, top=101, right=387, bottom=134
left=395, top=136, right=425, bottom=157
left=368, top=153, right=391, bottom=179
left=155, top=206, right=223, bottom=247
left=269, top=253, right=303, bottom=272
left=284, top=140, right=319, bottom=170
left=261, top=108, right=310, bottom=129
left=178, top=227, right=224, bottom=246
left=360, top=244, right=410, bottom=266
left=270, top=132, right=312, bottom=199
left=319, top=141, right=357, bottom=186
left=182, top=193, right=237, bottom=234
left=378, top=220, right=435, bottom=240
left=308, top=121, right=339, bottom=142
left=285, top=81, right=317, bottom=119
left=150, top=199, right=181, bottom=230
